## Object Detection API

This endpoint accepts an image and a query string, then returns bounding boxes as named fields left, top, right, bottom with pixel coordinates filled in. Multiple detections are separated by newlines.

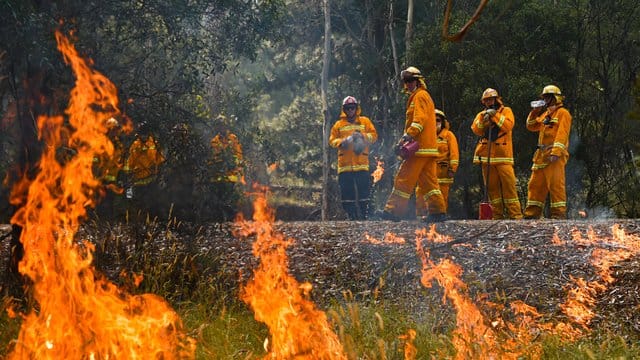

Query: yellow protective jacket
left=436, top=125, right=459, bottom=174
left=471, top=105, right=516, bottom=165
left=124, top=135, right=165, bottom=185
left=526, top=104, right=572, bottom=170
left=210, top=132, right=244, bottom=182
left=404, top=87, right=438, bottom=157
left=93, top=137, right=124, bottom=183
left=329, top=106, right=378, bottom=174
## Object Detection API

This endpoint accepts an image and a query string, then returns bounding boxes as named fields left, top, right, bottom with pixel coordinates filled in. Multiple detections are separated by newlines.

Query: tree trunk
left=321, top=0, right=332, bottom=221
left=389, top=0, right=400, bottom=106
left=404, top=0, right=414, bottom=65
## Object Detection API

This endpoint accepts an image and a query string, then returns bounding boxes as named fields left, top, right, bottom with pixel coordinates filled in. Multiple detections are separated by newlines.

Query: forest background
left=1, top=0, right=639, bottom=222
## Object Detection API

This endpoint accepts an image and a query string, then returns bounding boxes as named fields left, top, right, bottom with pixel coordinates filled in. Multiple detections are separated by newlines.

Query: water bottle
left=530, top=100, right=546, bottom=108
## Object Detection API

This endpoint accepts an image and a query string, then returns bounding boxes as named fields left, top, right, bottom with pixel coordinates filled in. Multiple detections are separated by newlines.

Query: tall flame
left=237, top=189, right=347, bottom=359
left=8, top=31, right=194, bottom=359
left=415, top=228, right=501, bottom=359
left=371, top=159, right=384, bottom=184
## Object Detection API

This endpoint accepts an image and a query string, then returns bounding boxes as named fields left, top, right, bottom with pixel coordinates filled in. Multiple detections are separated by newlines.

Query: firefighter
left=209, top=115, right=244, bottom=220
left=524, top=85, right=572, bottom=219
left=123, top=126, right=165, bottom=204
left=416, top=109, right=459, bottom=216
left=329, top=96, right=378, bottom=220
left=381, top=66, right=446, bottom=222
left=93, top=117, right=125, bottom=218
left=471, top=88, right=523, bottom=219
left=94, top=117, right=125, bottom=184
left=210, top=116, right=244, bottom=184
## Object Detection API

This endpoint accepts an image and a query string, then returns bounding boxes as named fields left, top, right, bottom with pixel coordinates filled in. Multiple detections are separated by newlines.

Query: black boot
left=358, top=200, right=370, bottom=220
left=423, top=213, right=447, bottom=223
left=342, top=202, right=358, bottom=220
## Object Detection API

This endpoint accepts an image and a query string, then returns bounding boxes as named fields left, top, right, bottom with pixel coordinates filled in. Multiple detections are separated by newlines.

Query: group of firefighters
left=330, top=66, right=572, bottom=222
left=93, top=117, right=244, bottom=218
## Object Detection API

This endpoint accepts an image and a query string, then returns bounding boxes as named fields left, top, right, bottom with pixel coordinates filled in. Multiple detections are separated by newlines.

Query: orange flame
left=560, top=225, right=640, bottom=329
left=7, top=30, right=194, bottom=359
left=267, top=162, right=278, bottom=174
left=363, top=232, right=406, bottom=244
left=371, top=159, right=384, bottom=183
left=237, top=188, right=346, bottom=359
left=415, top=228, right=501, bottom=359
left=398, top=329, right=417, bottom=360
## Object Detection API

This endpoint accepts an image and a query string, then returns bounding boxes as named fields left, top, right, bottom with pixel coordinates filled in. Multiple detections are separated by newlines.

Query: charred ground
left=2, top=218, right=639, bottom=340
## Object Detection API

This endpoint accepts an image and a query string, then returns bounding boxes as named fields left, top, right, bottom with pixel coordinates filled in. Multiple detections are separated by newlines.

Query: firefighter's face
left=343, top=105, right=356, bottom=115
left=483, top=97, right=496, bottom=108
left=403, top=77, right=417, bottom=91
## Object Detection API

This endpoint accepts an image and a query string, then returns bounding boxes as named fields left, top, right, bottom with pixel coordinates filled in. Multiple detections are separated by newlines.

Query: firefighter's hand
left=401, top=133, right=413, bottom=142
left=549, top=155, right=559, bottom=163
left=340, top=136, right=353, bottom=148
left=530, top=107, right=544, bottom=117
left=448, top=169, right=455, bottom=178
left=485, top=109, right=497, bottom=117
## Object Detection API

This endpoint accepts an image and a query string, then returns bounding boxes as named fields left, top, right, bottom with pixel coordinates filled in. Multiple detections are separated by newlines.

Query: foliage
left=0, top=0, right=285, bottom=221
left=1, top=0, right=639, bottom=219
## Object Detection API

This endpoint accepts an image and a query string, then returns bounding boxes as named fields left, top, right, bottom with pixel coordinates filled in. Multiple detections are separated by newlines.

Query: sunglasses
left=403, top=78, right=416, bottom=83
left=343, top=105, right=357, bottom=111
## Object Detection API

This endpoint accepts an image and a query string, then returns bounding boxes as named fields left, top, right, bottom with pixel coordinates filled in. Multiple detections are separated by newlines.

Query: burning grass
left=2, top=216, right=640, bottom=359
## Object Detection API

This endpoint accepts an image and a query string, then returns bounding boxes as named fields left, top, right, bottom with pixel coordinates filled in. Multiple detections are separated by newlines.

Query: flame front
left=559, top=225, right=640, bottom=329
left=238, top=191, right=346, bottom=359
left=8, top=31, right=194, bottom=359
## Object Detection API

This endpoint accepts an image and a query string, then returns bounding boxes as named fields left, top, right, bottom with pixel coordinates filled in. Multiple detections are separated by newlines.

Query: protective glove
left=340, top=135, right=353, bottom=148
left=485, top=108, right=497, bottom=117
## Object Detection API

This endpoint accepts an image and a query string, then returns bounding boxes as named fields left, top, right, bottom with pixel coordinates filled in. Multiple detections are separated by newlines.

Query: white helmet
left=342, top=96, right=358, bottom=106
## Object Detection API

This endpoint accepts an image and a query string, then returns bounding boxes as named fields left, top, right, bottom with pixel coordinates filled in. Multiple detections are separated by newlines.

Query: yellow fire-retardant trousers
left=385, top=157, right=445, bottom=217
left=482, top=163, right=523, bottom=220
left=524, top=159, right=567, bottom=219
left=416, top=164, right=452, bottom=215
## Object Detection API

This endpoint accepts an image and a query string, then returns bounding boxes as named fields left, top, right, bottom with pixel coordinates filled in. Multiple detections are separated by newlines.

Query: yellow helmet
left=540, top=85, right=564, bottom=103
left=400, top=66, right=424, bottom=80
left=481, top=88, right=499, bottom=101
left=105, top=117, right=119, bottom=129
left=435, top=109, right=447, bottom=120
